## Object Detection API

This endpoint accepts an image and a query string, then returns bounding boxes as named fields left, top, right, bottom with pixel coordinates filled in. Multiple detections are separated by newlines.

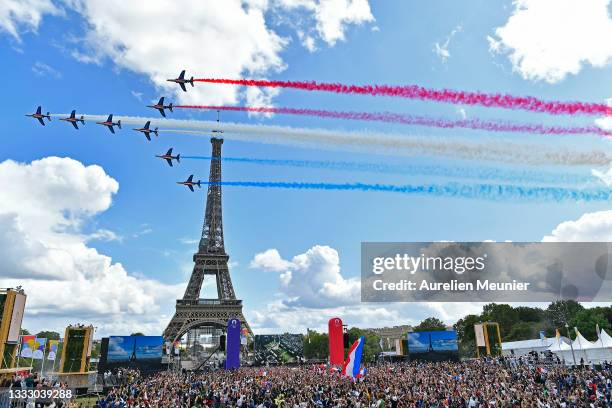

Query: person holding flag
left=342, top=336, right=365, bottom=380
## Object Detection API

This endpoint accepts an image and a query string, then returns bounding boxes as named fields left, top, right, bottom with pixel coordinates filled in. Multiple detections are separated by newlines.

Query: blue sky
left=1, top=0, right=611, bottom=336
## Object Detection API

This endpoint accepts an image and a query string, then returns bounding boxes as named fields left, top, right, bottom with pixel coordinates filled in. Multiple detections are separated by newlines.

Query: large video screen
left=407, top=331, right=459, bottom=361
left=254, top=334, right=303, bottom=364
left=107, top=336, right=163, bottom=362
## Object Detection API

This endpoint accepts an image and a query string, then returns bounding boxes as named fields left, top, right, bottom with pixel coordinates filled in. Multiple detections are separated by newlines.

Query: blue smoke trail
left=182, top=156, right=592, bottom=185
left=202, top=180, right=612, bottom=202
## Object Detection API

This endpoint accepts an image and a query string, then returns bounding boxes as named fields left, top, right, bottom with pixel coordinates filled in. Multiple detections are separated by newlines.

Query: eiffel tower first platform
left=164, top=137, right=251, bottom=345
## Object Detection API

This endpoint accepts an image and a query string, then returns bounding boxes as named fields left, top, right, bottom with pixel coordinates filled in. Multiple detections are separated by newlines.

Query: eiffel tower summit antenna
left=164, top=132, right=251, bottom=362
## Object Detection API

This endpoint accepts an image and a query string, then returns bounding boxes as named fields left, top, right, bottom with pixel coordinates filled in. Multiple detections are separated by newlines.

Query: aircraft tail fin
left=168, top=103, right=173, bottom=112
left=46, top=113, right=51, bottom=121
left=196, top=180, right=201, bottom=188
left=153, top=127, right=159, bottom=136
left=117, top=120, right=122, bottom=129
left=176, top=154, right=180, bottom=163
left=190, top=77, right=194, bottom=87
left=80, top=116, right=85, bottom=124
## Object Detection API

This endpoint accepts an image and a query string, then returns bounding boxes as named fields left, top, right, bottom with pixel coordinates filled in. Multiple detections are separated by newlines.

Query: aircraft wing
left=158, top=108, right=166, bottom=117
left=37, top=118, right=45, bottom=126
left=166, top=159, right=173, bottom=167
left=180, top=83, right=187, bottom=92
left=71, top=122, right=79, bottom=129
left=188, top=184, right=194, bottom=192
left=145, top=133, right=151, bottom=141
left=108, top=125, right=115, bottom=134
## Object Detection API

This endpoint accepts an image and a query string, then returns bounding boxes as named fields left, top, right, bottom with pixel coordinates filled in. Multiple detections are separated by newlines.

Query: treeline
left=454, top=301, right=612, bottom=357
left=303, top=301, right=612, bottom=361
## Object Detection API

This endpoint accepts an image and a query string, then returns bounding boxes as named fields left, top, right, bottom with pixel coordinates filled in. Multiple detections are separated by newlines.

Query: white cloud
left=595, top=98, right=612, bottom=131
left=277, top=0, right=374, bottom=48
left=433, top=24, right=462, bottom=63
left=31, top=61, right=62, bottom=78
left=68, top=0, right=287, bottom=105
left=0, top=157, right=182, bottom=335
left=250, top=245, right=360, bottom=308
left=543, top=210, right=612, bottom=241
left=489, top=0, right=612, bottom=83
left=0, top=0, right=61, bottom=41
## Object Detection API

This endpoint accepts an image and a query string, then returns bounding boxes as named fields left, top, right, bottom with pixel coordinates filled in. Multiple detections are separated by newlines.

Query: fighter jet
left=60, top=110, right=85, bottom=129
left=147, top=97, right=173, bottom=117
left=26, top=106, right=52, bottom=126
left=133, top=121, right=158, bottom=141
left=156, top=148, right=180, bottom=167
left=167, top=70, right=194, bottom=92
left=96, top=114, right=122, bottom=134
left=177, top=175, right=201, bottom=192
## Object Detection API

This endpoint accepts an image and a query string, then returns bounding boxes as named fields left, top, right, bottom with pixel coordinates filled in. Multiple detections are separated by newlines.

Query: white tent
left=584, top=329, right=612, bottom=364
left=549, top=330, right=612, bottom=365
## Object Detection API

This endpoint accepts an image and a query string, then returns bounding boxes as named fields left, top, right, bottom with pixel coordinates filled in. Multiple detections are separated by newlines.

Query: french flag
left=342, top=336, right=365, bottom=379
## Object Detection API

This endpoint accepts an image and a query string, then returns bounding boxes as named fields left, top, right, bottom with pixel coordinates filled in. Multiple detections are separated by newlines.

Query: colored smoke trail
left=50, top=113, right=612, bottom=166
left=175, top=105, right=612, bottom=137
left=182, top=156, right=592, bottom=185
left=193, top=78, right=612, bottom=116
left=203, top=180, right=612, bottom=202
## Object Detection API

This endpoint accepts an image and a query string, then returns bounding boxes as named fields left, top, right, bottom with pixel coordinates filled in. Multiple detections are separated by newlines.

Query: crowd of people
left=93, top=358, right=612, bottom=408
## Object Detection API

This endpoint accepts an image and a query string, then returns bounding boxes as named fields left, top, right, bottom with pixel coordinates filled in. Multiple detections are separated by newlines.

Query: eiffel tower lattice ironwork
left=164, top=137, right=251, bottom=343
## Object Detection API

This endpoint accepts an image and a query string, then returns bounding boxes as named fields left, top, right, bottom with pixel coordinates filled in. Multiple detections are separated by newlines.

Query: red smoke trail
left=192, top=78, right=612, bottom=116
left=174, top=105, right=612, bottom=137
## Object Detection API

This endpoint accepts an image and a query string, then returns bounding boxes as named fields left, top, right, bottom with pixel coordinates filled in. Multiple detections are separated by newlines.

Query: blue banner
left=225, top=319, right=241, bottom=369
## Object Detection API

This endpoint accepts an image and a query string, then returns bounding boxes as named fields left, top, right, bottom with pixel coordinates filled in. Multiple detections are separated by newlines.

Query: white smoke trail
left=50, top=113, right=612, bottom=166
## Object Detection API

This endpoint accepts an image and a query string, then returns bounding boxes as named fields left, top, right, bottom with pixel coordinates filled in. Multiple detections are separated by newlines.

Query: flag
left=20, top=335, right=36, bottom=358
left=574, top=327, right=580, bottom=337
left=539, top=331, right=545, bottom=341
left=342, top=336, right=365, bottom=379
left=32, top=338, right=47, bottom=360
left=358, top=367, right=367, bottom=378
left=379, top=338, right=384, bottom=350
left=596, top=324, right=601, bottom=337
left=47, top=340, right=59, bottom=361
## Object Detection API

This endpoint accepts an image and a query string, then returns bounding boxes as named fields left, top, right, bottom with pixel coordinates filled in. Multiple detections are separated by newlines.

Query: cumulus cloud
left=0, top=0, right=61, bottom=41
left=250, top=245, right=360, bottom=308
left=67, top=0, right=287, bottom=106
left=488, top=0, right=612, bottom=83
left=276, top=0, right=374, bottom=49
left=0, top=157, right=182, bottom=335
left=543, top=210, right=612, bottom=242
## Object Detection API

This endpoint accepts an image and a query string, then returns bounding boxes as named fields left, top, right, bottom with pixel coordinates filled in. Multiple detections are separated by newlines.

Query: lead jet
left=96, top=114, right=122, bottom=134
left=26, top=106, right=52, bottom=126
left=156, top=148, right=180, bottom=167
left=167, top=70, right=194, bottom=92
left=147, top=97, right=173, bottom=117
left=133, top=121, right=158, bottom=141
left=177, top=175, right=201, bottom=191
left=60, top=110, right=85, bottom=129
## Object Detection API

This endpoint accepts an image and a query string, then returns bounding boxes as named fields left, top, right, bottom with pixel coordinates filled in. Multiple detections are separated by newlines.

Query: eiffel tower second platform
left=164, top=137, right=251, bottom=343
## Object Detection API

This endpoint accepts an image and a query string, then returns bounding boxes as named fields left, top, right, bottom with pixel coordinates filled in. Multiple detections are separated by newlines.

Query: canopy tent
left=548, top=329, right=612, bottom=365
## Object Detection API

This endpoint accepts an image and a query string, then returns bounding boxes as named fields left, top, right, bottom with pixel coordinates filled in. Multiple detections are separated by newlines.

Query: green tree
left=568, top=309, right=610, bottom=340
left=20, top=328, right=30, bottom=335
left=130, top=332, right=145, bottom=336
left=303, top=330, right=328, bottom=359
left=506, top=321, right=534, bottom=341
left=546, top=300, right=584, bottom=328
left=453, top=314, right=480, bottom=358
left=481, top=303, right=519, bottom=338
left=413, top=317, right=447, bottom=332
left=35, top=331, right=61, bottom=340
left=346, top=327, right=381, bottom=363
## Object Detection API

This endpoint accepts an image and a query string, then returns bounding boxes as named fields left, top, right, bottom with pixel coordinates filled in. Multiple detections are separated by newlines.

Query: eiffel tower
left=164, top=137, right=251, bottom=345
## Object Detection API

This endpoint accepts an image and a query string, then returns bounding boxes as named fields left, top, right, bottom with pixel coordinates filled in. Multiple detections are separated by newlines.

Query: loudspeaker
left=219, top=334, right=226, bottom=351
left=343, top=333, right=349, bottom=348
left=97, top=338, right=109, bottom=374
